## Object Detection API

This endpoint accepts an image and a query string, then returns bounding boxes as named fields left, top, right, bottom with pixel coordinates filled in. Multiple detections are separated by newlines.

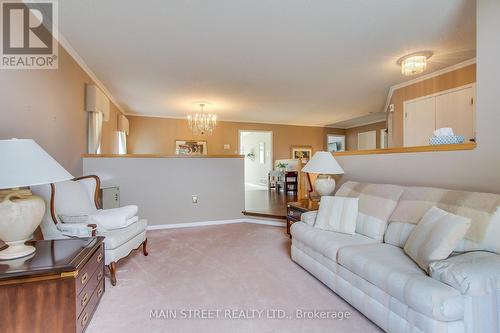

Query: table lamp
left=0, top=139, right=73, bottom=260
left=302, top=151, right=344, bottom=197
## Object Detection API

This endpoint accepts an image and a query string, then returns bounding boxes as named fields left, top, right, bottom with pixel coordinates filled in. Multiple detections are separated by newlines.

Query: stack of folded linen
left=429, top=128, right=465, bottom=145
left=59, top=205, right=139, bottom=232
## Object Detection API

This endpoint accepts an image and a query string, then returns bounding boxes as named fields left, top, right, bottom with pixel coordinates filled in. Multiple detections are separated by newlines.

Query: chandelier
left=187, top=103, right=217, bottom=135
left=397, top=51, right=433, bottom=76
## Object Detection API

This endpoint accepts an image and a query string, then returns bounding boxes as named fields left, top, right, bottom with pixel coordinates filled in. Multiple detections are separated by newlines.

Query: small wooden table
left=0, top=237, right=105, bottom=333
left=286, top=200, right=320, bottom=235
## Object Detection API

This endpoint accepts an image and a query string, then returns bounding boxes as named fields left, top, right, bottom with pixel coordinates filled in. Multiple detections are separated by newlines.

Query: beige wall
left=128, top=116, right=345, bottom=161
left=389, top=64, right=476, bottom=147
left=345, top=121, right=387, bottom=151
left=0, top=44, right=123, bottom=176
left=336, top=0, right=499, bottom=194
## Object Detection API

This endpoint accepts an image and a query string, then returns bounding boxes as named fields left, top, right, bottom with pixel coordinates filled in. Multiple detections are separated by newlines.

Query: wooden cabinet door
left=435, top=87, right=475, bottom=141
left=404, top=96, right=436, bottom=147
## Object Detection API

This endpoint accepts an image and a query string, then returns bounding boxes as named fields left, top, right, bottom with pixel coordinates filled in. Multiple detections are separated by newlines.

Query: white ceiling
left=59, top=0, right=476, bottom=127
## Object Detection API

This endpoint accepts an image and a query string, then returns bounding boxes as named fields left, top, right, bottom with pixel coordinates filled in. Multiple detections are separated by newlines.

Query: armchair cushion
left=429, top=251, right=500, bottom=296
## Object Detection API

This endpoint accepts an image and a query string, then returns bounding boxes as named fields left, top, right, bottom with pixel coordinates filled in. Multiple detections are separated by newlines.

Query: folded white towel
left=57, top=223, right=93, bottom=238
left=89, top=205, right=139, bottom=231
left=433, top=127, right=454, bottom=137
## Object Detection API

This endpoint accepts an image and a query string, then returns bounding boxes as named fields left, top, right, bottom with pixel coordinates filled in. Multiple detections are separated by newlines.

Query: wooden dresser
left=0, top=237, right=105, bottom=333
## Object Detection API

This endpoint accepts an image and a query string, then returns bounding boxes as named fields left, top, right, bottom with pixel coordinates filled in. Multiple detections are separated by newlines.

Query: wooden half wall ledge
left=83, top=154, right=244, bottom=158
left=334, top=143, right=476, bottom=156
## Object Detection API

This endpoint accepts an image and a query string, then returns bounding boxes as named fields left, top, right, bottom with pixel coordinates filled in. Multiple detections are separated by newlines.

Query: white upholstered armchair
left=32, top=175, right=148, bottom=286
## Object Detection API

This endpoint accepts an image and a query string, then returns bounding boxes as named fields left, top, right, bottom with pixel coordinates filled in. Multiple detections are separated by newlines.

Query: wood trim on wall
left=334, top=143, right=476, bottom=156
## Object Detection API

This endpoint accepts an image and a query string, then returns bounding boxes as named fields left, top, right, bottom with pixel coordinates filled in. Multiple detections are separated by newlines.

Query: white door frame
left=238, top=130, right=273, bottom=161
left=403, top=83, right=476, bottom=146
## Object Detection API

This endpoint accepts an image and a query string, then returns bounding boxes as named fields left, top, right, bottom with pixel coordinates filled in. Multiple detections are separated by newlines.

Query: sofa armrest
left=429, top=251, right=500, bottom=296
left=56, top=222, right=96, bottom=238
left=300, top=211, right=318, bottom=226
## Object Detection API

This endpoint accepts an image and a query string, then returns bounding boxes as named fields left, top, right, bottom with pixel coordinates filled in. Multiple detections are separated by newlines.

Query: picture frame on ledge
left=175, top=140, right=208, bottom=155
left=291, top=146, right=312, bottom=163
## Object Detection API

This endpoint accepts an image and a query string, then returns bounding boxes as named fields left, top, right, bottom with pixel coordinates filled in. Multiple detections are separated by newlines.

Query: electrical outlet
left=223, top=144, right=230, bottom=150
left=192, top=195, right=198, bottom=204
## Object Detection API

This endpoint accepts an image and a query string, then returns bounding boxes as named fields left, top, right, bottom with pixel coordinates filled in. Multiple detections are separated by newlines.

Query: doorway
left=239, top=130, right=273, bottom=191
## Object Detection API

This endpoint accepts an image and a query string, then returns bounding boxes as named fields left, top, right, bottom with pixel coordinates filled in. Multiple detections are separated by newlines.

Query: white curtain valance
left=85, top=84, right=110, bottom=121
left=118, top=114, right=130, bottom=135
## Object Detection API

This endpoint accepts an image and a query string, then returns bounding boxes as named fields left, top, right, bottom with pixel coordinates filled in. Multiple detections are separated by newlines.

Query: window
left=118, top=131, right=127, bottom=154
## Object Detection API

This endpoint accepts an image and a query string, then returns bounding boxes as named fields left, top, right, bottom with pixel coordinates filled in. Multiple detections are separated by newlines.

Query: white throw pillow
left=54, top=181, right=97, bottom=216
left=404, top=207, right=471, bottom=272
left=314, top=196, right=359, bottom=234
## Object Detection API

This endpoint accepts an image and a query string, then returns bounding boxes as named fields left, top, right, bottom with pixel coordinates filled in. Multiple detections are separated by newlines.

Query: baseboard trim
left=147, top=218, right=286, bottom=231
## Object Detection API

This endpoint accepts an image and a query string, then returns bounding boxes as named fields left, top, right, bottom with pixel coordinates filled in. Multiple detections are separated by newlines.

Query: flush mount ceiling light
left=397, top=51, right=433, bottom=76
left=187, top=102, right=217, bottom=135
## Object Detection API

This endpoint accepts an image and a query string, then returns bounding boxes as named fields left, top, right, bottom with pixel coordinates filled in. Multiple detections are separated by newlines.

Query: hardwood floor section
left=243, top=189, right=296, bottom=219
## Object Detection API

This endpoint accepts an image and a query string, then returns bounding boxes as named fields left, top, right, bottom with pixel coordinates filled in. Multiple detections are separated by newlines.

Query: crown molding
left=56, top=33, right=126, bottom=115
left=125, top=112, right=336, bottom=128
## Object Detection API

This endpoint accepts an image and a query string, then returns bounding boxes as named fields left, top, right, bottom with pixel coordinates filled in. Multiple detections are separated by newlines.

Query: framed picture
left=175, top=140, right=207, bottom=155
left=326, top=134, right=346, bottom=152
left=291, top=146, right=312, bottom=162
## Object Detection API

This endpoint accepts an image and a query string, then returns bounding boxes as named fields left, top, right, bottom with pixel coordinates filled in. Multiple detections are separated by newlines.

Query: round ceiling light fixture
left=397, top=51, right=433, bottom=76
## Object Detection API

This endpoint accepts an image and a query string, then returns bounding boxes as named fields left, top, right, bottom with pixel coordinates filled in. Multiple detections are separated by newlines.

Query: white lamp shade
left=0, top=139, right=73, bottom=189
left=301, top=151, right=344, bottom=175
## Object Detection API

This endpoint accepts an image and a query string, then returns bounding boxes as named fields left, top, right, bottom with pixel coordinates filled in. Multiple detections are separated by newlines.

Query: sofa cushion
left=389, top=186, right=500, bottom=253
left=335, top=181, right=405, bottom=241
left=314, top=196, right=358, bottom=234
left=337, top=243, right=464, bottom=322
left=99, top=218, right=148, bottom=250
left=290, top=222, right=378, bottom=263
left=384, top=221, right=415, bottom=248
left=404, top=207, right=471, bottom=272
left=429, top=251, right=500, bottom=297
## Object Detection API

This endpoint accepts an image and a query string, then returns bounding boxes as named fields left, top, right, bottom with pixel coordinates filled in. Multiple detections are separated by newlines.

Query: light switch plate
left=192, top=195, right=198, bottom=204
left=223, top=144, right=230, bottom=150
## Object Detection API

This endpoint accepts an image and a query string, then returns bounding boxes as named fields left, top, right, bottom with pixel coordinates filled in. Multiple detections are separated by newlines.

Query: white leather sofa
left=291, top=181, right=500, bottom=333
left=32, top=175, right=148, bottom=286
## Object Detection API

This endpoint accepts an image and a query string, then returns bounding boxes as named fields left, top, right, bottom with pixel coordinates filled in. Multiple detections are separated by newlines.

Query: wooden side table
left=286, top=200, right=319, bottom=235
left=0, top=237, right=105, bottom=333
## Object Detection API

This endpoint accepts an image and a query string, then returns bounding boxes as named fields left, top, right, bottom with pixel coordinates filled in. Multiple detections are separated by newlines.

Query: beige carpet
left=87, top=223, right=381, bottom=333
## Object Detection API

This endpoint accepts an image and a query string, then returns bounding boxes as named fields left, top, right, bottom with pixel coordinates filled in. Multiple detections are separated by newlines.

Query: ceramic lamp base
left=0, top=239, right=35, bottom=260
left=314, top=175, right=336, bottom=197
left=0, top=191, right=45, bottom=260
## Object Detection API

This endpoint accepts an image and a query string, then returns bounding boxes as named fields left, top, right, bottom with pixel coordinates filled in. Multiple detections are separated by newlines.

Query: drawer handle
left=97, top=252, right=103, bottom=263
left=97, top=287, right=103, bottom=298
left=81, top=272, right=88, bottom=285
left=97, top=270, right=103, bottom=281
left=81, top=312, right=89, bottom=327
left=81, top=293, right=89, bottom=307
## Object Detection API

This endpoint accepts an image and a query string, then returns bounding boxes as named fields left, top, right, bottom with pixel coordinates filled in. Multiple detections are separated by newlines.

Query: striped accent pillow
left=404, top=207, right=471, bottom=272
left=314, top=196, right=359, bottom=234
